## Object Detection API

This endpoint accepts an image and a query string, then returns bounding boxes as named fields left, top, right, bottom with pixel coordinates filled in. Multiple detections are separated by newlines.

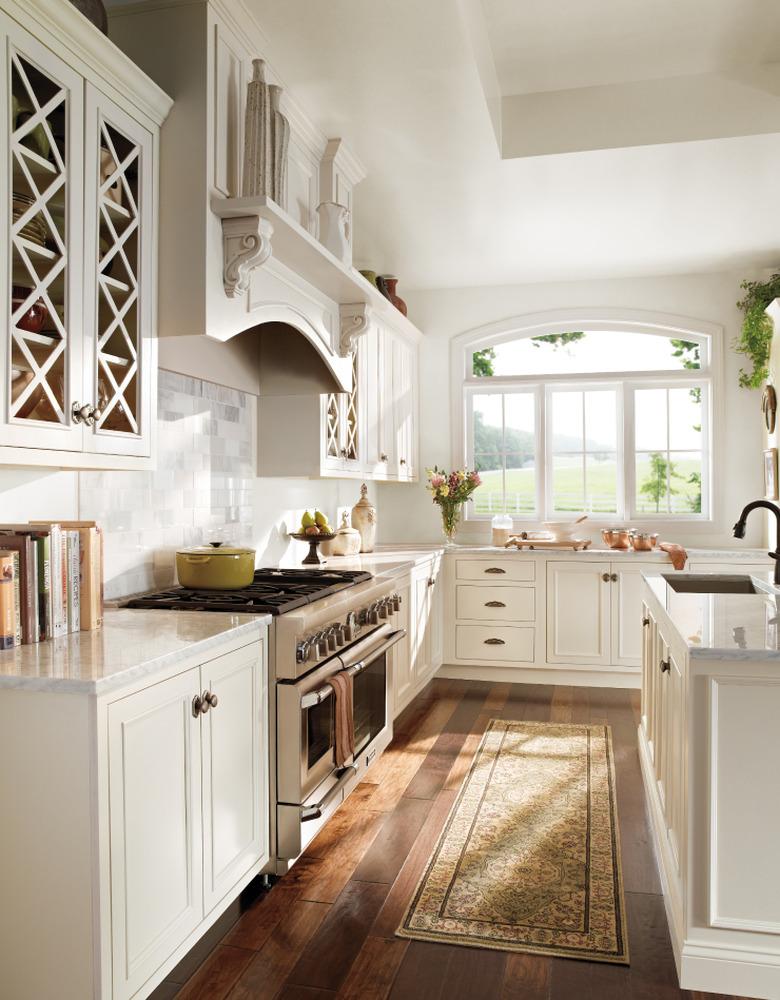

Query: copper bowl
left=601, top=527, right=632, bottom=550
left=630, top=532, right=659, bottom=552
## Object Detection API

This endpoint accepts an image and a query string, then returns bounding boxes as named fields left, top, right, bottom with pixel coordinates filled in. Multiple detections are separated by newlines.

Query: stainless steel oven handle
left=299, top=628, right=407, bottom=710
left=338, top=626, right=406, bottom=672
left=300, top=765, right=357, bottom=821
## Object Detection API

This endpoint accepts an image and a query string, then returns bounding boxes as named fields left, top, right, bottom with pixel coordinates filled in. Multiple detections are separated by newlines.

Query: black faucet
left=733, top=500, right=780, bottom=585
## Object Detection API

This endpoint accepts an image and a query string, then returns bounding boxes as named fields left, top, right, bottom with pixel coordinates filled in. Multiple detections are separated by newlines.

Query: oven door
left=276, top=623, right=404, bottom=860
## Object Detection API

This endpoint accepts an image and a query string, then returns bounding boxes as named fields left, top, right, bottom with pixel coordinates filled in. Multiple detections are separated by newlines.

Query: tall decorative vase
left=242, top=59, right=273, bottom=197
left=382, top=275, right=408, bottom=316
left=269, top=83, right=289, bottom=207
left=376, top=275, right=391, bottom=300
left=317, top=202, right=351, bottom=264
left=351, top=483, right=377, bottom=553
left=440, top=502, right=462, bottom=548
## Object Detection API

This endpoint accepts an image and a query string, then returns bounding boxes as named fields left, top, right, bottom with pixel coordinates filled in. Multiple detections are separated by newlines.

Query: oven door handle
left=300, top=628, right=407, bottom=710
left=338, top=626, right=406, bottom=672
left=299, top=765, right=358, bottom=821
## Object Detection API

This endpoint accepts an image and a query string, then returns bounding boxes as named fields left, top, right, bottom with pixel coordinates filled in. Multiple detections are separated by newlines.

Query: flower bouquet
left=426, top=466, right=482, bottom=546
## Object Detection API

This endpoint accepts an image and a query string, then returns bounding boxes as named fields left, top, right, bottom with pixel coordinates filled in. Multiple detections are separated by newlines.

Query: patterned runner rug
left=397, top=719, right=629, bottom=964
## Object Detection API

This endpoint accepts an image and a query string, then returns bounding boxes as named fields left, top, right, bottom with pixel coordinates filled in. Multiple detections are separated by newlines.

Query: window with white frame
left=463, top=326, right=711, bottom=521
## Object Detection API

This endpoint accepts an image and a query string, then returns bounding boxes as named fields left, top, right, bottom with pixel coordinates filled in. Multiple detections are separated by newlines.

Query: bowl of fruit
left=290, top=510, right=335, bottom=564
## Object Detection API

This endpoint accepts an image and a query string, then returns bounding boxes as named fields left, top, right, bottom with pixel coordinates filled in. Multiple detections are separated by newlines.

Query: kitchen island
left=640, top=570, right=780, bottom=1000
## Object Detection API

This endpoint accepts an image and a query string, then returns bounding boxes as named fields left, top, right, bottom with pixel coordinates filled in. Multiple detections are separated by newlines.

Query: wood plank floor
left=152, top=680, right=749, bottom=1000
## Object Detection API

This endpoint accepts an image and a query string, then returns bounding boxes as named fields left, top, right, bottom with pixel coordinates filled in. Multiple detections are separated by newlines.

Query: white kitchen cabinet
left=109, top=643, right=269, bottom=1000
left=108, top=669, right=204, bottom=1000
left=393, top=578, right=413, bottom=713
left=0, top=629, right=268, bottom=1000
left=393, top=556, right=442, bottom=717
left=0, top=0, right=170, bottom=469
left=547, top=561, right=648, bottom=669
left=546, top=561, right=612, bottom=665
left=379, top=325, right=418, bottom=481
left=200, top=645, right=267, bottom=914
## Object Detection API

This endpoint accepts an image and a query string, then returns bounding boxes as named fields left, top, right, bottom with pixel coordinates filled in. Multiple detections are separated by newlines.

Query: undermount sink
left=663, top=574, right=760, bottom=595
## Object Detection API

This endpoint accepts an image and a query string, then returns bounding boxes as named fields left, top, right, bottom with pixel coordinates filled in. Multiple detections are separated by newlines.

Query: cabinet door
left=393, top=335, right=414, bottom=479
left=546, top=561, right=611, bottom=665
left=2, top=17, right=85, bottom=451
left=610, top=564, right=646, bottom=666
left=378, top=327, right=397, bottom=476
left=410, top=565, right=431, bottom=687
left=322, top=345, right=362, bottom=473
left=640, top=604, right=656, bottom=759
left=201, top=644, right=268, bottom=913
left=108, top=669, right=203, bottom=1000
left=429, top=560, right=443, bottom=672
left=393, top=580, right=413, bottom=714
left=83, top=85, right=155, bottom=457
left=660, top=649, right=684, bottom=879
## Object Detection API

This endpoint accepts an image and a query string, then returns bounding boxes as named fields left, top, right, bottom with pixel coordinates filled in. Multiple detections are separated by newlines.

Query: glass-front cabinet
left=1, top=5, right=169, bottom=468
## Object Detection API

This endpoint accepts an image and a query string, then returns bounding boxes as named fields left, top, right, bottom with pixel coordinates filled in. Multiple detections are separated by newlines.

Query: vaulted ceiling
left=239, top=0, right=780, bottom=288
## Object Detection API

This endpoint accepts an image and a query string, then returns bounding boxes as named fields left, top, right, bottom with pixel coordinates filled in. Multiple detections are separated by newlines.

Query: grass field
left=472, top=457, right=701, bottom=515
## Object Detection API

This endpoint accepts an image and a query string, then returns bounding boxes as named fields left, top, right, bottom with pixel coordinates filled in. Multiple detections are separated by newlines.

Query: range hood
left=109, top=0, right=373, bottom=398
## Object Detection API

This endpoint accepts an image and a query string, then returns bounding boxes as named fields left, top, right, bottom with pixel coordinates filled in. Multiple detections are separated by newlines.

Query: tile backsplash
left=81, top=371, right=256, bottom=600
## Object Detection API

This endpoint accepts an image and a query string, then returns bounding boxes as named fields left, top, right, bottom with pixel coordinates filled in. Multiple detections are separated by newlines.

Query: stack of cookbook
left=0, top=521, right=103, bottom=650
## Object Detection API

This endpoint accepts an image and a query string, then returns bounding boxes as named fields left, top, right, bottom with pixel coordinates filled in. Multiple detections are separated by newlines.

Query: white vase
left=242, top=59, right=272, bottom=198
left=351, top=483, right=376, bottom=553
left=269, top=84, right=289, bottom=207
left=317, top=202, right=351, bottom=265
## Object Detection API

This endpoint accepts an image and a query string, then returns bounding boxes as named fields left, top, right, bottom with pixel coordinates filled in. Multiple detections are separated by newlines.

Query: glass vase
left=440, top=502, right=462, bottom=548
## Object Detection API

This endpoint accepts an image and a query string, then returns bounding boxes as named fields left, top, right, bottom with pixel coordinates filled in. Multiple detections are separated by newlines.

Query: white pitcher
left=317, top=202, right=351, bottom=265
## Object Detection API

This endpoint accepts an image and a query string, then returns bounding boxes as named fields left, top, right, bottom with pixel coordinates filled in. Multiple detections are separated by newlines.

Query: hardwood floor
left=152, top=680, right=749, bottom=1000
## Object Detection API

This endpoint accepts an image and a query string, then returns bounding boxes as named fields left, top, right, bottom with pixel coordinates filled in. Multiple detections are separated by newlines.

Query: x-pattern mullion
left=99, top=215, right=139, bottom=290
left=97, top=354, right=138, bottom=432
left=11, top=336, right=66, bottom=421
left=11, top=94, right=66, bottom=178
left=98, top=285, right=138, bottom=361
left=99, top=123, right=139, bottom=217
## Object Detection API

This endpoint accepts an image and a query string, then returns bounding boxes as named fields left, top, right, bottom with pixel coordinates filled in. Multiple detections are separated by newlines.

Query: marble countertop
left=643, top=570, right=780, bottom=661
left=0, top=609, right=269, bottom=694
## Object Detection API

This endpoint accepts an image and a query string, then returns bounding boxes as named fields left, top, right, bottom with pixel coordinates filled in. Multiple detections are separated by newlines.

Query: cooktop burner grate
left=125, top=567, right=372, bottom=615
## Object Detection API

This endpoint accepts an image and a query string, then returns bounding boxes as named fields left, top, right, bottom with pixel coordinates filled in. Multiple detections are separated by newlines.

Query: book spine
left=0, top=553, right=16, bottom=649
left=29, top=540, right=38, bottom=644
left=20, top=539, right=35, bottom=644
left=37, top=536, right=52, bottom=640
left=50, top=526, right=66, bottom=638
left=68, top=531, right=80, bottom=633
left=11, top=551, right=21, bottom=646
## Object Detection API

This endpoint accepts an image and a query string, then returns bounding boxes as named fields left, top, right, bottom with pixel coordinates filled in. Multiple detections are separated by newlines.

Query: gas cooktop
left=125, top=568, right=373, bottom=616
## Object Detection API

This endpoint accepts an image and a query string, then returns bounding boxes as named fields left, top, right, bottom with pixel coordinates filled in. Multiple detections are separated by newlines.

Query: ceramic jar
left=351, top=483, right=377, bottom=553
left=323, top=511, right=362, bottom=557
left=380, top=275, right=408, bottom=316
left=317, top=202, right=351, bottom=264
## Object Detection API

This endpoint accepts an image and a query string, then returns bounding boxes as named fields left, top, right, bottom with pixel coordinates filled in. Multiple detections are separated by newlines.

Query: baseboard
left=680, top=941, right=780, bottom=1000
left=436, top=662, right=641, bottom=688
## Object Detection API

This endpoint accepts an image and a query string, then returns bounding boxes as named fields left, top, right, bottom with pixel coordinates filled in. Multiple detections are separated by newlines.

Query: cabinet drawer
left=455, top=625, right=535, bottom=663
left=455, top=559, right=535, bottom=582
left=456, top=585, right=535, bottom=622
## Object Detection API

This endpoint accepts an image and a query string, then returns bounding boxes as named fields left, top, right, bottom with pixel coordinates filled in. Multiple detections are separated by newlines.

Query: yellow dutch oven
left=176, top=542, right=256, bottom=590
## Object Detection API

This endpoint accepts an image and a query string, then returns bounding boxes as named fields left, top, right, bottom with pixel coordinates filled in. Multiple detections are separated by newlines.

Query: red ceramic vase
left=12, top=285, right=48, bottom=333
left=382, top=275, right=407, bottom=316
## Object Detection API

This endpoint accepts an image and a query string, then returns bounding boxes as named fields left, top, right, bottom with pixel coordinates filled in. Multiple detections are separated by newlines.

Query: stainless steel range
left=127, top=568, right=405, bottom=870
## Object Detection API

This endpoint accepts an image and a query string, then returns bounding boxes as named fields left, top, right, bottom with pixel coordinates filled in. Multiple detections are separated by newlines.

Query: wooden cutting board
left=504, top=537, right=592, bottom=551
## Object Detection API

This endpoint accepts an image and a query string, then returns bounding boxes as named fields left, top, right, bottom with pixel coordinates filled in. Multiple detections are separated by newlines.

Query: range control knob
left=334, top=625, right=346, bottom=647
left=392, top=593, right=401, bottom=612
left=344, top=612, right=357, bottom=641
left=378, top=600, right=389, bottom=619
left=369, top=605, right=379, bottom=625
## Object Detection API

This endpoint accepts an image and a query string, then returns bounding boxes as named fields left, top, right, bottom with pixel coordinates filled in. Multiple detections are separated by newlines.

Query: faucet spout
left=733, top=500, right=780, bottom=585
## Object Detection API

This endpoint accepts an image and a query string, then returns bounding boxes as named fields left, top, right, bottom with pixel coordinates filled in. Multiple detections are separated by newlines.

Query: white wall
left=378, top=270, right=765, bottom=548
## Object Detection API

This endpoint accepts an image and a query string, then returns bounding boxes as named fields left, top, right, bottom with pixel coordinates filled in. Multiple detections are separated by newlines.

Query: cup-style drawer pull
left=484, top=567, right=506, bottom=574
left=484, top=637, right=506, bottom=645
left=660, top=659, right=671, bottom=673
left=485, top=600, right=506, bottom=608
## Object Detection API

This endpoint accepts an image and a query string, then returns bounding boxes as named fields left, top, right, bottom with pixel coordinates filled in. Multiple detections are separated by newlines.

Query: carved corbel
left=222, top=215, right=273, bottom=297
left=339, top=302, right=372, bottom=357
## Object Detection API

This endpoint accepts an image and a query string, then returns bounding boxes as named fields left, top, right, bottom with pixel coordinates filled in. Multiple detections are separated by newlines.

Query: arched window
left=453, top=310, right=718, bottom=523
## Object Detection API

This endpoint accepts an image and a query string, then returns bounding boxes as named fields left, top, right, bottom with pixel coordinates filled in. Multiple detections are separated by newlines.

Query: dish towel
left=330, top=670, right=355, bottom=767
left=659, top=541, right=688, bottom=571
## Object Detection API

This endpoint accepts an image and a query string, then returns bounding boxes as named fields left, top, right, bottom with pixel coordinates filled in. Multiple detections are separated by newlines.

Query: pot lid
left=336, top=511, right=360, bottom=535
left=177, top=542, right=255, bottom=557
left=353, top=482, right=374, bottom=508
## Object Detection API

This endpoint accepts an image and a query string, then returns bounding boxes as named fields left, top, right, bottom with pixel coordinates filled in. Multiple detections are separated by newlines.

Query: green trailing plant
left=735, top=273, right=780, bottom=389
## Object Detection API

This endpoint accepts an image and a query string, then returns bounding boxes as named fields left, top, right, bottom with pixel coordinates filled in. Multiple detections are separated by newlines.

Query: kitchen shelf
left=210, top=194, right=422, bottom=342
